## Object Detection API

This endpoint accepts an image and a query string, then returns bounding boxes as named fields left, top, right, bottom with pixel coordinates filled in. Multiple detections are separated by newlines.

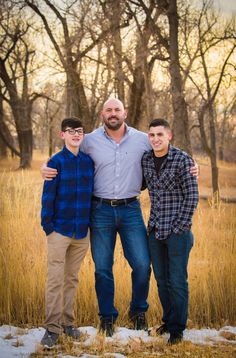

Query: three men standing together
left=41, top=98, right=198, bottom=347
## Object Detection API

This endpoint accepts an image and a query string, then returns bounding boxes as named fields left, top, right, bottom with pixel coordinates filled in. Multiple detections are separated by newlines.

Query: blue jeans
left=148, top=230, right=194, bottom=334
left=90, top=199, right=151, bottom=320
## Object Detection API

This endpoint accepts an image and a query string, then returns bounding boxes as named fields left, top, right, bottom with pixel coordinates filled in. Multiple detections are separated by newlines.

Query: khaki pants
left=45, top=232, right=89, bottom=334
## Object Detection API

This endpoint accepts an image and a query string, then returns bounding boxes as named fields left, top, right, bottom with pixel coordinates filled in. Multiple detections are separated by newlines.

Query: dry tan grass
left=0, top=153, right=235, bottom=334
left=141, top=191, right=236, bottom=328
left=195, top=155, right=236, bottom=198
left=30, top=338, right=236, bottom=358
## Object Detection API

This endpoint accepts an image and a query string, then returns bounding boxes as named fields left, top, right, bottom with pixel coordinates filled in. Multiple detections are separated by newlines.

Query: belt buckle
left=111, top=200, right=118, bottom=207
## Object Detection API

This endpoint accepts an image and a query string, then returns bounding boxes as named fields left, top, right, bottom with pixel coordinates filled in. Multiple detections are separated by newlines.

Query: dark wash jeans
left=148, top=230, right=194, bottom=334
left=90, top=199, right=151, bottom=320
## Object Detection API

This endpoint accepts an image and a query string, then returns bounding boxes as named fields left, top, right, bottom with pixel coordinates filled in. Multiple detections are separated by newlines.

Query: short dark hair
left=61, top=117, right=83, bottom=131
left=149, top=118, right=171, bottom=130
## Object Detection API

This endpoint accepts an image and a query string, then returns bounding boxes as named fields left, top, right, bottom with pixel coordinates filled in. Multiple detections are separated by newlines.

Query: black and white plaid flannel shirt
left=142, top=145, right=199, bottom=240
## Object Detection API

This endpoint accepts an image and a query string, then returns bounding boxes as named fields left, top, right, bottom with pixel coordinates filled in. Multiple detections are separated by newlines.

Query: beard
left=104, top=116, right=124, bottom=130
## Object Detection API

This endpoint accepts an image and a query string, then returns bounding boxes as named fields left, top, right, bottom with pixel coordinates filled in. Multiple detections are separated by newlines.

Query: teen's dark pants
left=148, top=230, right=194, bottom=334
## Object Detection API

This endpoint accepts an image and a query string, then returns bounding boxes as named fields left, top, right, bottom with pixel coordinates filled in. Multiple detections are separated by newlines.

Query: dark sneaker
left=63, top=325, right=81, bottom=340
left=100, top=318, right=114, bottom=337
left=130, top=312, right=148, bottom=330
left=168, top=332, right=183, bottom=345
left=41, top=329, right=59, bottom=349
left=156, top=324, right=169, bottom=336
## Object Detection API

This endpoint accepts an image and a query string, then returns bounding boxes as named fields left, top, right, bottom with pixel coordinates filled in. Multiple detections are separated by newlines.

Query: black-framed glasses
left=64, top=129, right=84, bottom=135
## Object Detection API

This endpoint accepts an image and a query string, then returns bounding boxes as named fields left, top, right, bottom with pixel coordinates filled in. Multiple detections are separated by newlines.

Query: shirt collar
left=62, top=145, right=79, bottom=158
left=167, top=144, right=175, bottom=160
left=148, top=144, right=174, bottom=161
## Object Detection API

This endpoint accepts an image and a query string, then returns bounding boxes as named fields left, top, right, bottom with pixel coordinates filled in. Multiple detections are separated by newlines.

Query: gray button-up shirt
left=80, top=125, right=151, bottom=199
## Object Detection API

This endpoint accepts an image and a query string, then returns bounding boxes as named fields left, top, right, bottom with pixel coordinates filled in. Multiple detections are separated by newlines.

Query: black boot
left=130, top=312, right=148, bottom=330
left=100, top=317, right=114, bottom=337
left=168, top=332, right=183, bottom=345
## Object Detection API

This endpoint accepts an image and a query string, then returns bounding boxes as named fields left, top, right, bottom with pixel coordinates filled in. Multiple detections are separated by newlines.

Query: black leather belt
left=92, top=196, right=137, bottom=207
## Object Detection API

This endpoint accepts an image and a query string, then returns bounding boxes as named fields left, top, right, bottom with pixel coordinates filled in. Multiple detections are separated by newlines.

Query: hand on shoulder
left=41, top=159, right=58, bottom=180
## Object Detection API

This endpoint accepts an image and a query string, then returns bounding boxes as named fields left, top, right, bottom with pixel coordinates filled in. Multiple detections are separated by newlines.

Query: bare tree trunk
left=208, top=105, right=219, bottom=195
left=17, top=128, right=33, bottom=169
left=0, top=119, right=20, bottom=157
left=128, top=66, right=145, bottom=127
left=210, top=152, right=219, bottom=197
left=218, top=110, right=228, bottom=161
left=0, top=96, right=20, bottom=157
left=13, top=105, right=33, bottom=169
left=0, top=137, right=7, bottom=157
left=167, top=0, right=192, bottom=155
left=109, top=0, right=125, bottom=101
left=66, top=69, right=92, bottom=131
left=0, top=52, right=33, bottom=168
left=143, top=59, right=156, bottom=126
left=127, top=27, right=152, bottom=128
left=198, top=105, right=219, bottom=197
left=10, top=105, right=33, bottom=168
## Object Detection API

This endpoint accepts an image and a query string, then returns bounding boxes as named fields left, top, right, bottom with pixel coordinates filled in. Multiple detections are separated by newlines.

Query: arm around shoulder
left=41, top=158, right=58, bottom=180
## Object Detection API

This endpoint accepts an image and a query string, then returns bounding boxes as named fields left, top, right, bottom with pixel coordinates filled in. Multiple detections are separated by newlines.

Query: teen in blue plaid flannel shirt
left=41, top=118, right=94, bottom=348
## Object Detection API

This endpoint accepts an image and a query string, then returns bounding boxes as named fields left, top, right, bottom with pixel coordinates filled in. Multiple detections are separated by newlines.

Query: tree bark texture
left=127, top=14, right=153, bottom=128
left=66, top=69, right=92, bottom=132
left=0, top=60, right=33, bottom=168
left=0, top=97, right=20, bottom=157
left=167, top=0, right=192, bottom=155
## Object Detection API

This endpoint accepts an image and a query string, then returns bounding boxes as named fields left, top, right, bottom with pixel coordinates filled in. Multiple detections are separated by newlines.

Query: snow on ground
left=0, top=325, right=235, bottom=358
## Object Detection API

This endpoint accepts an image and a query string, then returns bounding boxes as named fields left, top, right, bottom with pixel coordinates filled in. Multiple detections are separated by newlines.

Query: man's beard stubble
left=104, top=116, right=124, bottom=131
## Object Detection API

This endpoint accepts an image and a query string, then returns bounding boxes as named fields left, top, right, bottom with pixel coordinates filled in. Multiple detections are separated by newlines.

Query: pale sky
left=212, top=0, right=236, bottom=14
left=194, top=0, right=236, bottom=15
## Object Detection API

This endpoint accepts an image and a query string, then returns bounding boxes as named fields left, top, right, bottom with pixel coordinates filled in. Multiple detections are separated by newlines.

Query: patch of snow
left=0, top=325, right=44, bottom=358
left=0, top=325, right=235, bottom=358
left=184, top=326, right=236, bottom=345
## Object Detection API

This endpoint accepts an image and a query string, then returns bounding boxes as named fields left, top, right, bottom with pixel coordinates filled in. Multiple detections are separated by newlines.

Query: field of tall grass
left=0, top=154, right=235, bottom=331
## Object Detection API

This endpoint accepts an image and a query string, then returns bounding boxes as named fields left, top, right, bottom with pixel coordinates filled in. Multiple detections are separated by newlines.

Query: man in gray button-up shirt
left=80, top=99, right=151, bottom=335
left=42, top=98, right=198, bottom=337
left=81, top=120, right=150, bottom=199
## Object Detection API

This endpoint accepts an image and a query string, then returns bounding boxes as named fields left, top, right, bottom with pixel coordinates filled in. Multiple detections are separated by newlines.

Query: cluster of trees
left=0, top=0, right=235, bottom=196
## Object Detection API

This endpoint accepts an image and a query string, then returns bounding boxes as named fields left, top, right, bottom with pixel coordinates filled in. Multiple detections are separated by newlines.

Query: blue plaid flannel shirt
left=142, top=145, right=199, bottom=240
left=41, top=146, right=94, bottom=239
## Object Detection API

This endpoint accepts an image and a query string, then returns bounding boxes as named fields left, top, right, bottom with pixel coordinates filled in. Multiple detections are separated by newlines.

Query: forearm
left=41, top=161, right=58, bottom=180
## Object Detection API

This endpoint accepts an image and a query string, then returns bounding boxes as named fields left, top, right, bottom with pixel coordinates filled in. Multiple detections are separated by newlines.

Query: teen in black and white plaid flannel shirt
left=142, top=118, right=198, bottom=345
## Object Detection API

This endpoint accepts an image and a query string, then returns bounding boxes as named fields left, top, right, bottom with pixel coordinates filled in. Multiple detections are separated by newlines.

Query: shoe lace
left=46, top=330, right=58, bottom=339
